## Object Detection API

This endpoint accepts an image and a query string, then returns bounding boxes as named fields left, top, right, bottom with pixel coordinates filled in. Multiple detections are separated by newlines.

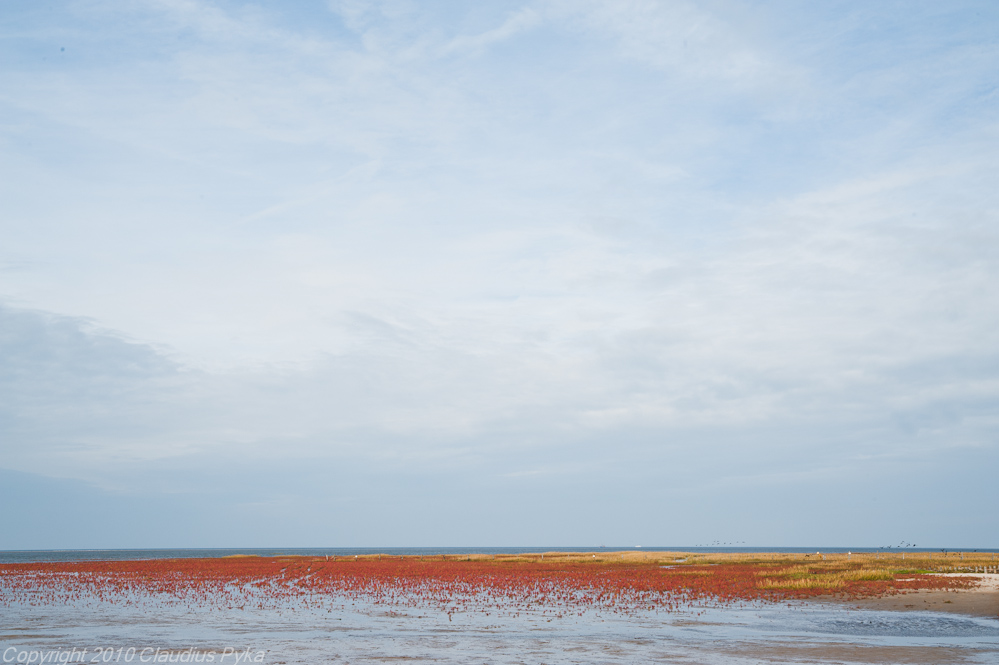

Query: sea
left=3, top=547, right=998, bottom=664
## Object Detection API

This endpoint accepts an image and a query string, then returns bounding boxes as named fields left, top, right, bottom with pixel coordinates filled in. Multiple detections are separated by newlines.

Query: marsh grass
left=322, top=550, right=997, bottom=576
left=346, top=550, right=992, bottom=595
left=755, top=565, right=895, bottom=589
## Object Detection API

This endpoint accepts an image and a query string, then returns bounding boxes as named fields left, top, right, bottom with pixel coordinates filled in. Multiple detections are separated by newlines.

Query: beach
left=817, top=573, right=999, bottom=618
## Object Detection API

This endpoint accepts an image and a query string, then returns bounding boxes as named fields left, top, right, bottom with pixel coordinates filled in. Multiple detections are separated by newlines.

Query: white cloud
left=1, top=0, right=997, bottom=544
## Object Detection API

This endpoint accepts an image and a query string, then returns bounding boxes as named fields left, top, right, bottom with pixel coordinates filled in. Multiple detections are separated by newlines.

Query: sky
left=1, top=0, right=997, bottom=549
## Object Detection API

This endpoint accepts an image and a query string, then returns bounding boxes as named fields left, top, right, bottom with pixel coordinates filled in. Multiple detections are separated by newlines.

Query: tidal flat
left=2, top=552, right=997, bottom=664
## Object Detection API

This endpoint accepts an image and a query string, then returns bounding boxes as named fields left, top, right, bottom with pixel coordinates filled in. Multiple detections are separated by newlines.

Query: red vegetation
left=0, top=557, right=979, bottom=617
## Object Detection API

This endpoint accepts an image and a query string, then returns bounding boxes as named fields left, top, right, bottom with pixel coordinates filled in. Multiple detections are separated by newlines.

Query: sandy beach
left=816, top=573, right=999, bottom=618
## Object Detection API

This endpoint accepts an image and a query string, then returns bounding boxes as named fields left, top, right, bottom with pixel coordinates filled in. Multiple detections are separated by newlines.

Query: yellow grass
left=755, top=565, right=896, bottom=589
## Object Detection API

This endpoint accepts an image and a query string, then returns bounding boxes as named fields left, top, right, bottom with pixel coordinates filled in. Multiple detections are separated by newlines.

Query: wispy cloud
left=441, top=7, right=541, bottom=57
left=1, top=0, right=997, bottom=546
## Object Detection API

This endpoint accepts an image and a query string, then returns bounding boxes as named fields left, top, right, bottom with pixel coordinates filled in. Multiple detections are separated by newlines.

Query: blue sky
left=1, top=0, right=997, bottom=549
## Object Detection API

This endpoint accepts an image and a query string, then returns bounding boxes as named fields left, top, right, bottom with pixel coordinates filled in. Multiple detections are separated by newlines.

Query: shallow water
left=3, top=596, right=998, bottom=665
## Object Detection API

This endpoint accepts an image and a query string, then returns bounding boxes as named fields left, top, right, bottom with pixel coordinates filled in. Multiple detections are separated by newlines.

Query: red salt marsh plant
left=0, top=554, right=982, bottom=617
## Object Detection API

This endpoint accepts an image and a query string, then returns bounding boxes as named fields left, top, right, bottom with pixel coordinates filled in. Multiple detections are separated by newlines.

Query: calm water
left=2, top=593, right=998, bottom=664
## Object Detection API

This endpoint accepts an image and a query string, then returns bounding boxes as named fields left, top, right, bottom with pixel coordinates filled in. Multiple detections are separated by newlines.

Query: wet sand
left=719, top=642, right=990, bottom=664
left=812, top=574, right=999, bottom=618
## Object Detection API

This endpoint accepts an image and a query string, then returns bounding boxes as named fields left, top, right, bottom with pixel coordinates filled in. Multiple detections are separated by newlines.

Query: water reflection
left=2, top=596, right=997, bottom=664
